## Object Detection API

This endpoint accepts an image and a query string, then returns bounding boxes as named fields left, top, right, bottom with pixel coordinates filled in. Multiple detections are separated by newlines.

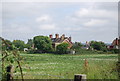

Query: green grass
left=13, top=53, right=118, bottom=79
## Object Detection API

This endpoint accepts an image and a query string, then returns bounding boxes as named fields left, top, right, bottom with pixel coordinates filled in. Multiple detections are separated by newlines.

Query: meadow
left=12, top=53, right=118, bottom=79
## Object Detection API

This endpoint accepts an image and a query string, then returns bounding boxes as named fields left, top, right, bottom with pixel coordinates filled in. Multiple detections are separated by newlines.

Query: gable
left=62, top=39, right=72, bottom=48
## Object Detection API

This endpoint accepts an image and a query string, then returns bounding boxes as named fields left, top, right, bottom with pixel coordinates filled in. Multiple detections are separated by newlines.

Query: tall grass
left=13, top=53, right=118, bottom=79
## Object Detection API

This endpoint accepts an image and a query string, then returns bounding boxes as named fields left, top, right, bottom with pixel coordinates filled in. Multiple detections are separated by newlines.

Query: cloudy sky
left=2, top=2, right=118, bottom=43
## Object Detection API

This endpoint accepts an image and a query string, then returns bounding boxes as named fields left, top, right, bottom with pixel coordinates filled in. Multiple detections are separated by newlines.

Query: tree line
left=0, top=36, right=118, bottom=54
left=0, top=36, right=69, bottom=54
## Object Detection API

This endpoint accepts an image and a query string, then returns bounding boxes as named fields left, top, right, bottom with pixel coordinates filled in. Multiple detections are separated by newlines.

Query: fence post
left=6, top=65, right=14, bottom=81
left=74, top=74, right=86, bottom=81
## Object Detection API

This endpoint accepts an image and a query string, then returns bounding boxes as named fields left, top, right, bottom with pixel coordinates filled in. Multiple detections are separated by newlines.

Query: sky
left=1, top=1, right=118, bottom=43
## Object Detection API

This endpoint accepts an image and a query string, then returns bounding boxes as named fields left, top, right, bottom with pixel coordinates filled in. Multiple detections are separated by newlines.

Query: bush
left=90, top=41, right=107, bottom=51
left=74, top=48, right=97, bottom=54
left=27, top=49, right=36, bottom=54
left=107, top=49, right=119, bottom=54
left=56, top=43, right=69, bottom=54
left=12, top=40, right=25, bottom=51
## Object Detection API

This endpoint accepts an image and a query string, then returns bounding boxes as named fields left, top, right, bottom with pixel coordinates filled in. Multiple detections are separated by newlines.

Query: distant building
left=81, top=41, right=91, bottom=50
left=108, top=37, right=120, bottom=49
left=24, top=48, right=28, bottom=52
left=49, top=34, right=73, bottom=49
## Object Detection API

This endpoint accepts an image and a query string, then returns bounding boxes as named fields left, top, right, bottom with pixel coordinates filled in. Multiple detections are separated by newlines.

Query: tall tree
left=72, top=42, right=83, bottom=49
left=13, top=40, right=25, bottom=51
left=33, top=36, right=53, bottom=53
left=90, top=41, right=107, bottom=51
left=25, top=39, right=33, bottom=49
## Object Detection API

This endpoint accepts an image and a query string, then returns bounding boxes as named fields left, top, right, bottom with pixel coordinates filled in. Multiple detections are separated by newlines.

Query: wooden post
left=74, top=74, right=86, bottom=81
left=6, top=65, right=14, bottom=81
left=84, top=59, right=88, bottom=68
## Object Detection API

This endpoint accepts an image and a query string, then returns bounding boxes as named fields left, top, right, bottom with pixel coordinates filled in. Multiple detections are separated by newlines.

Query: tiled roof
left=51, top=38, right=64, bottom=43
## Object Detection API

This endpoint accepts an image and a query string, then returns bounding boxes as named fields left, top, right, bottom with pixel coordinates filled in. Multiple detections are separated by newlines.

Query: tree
left=25, top=39, right=33, bottom=49
left=90, top=41, right=107, bottom=51
left=56, top=43, right=69, bottom=54
left=1, top=39, right=13, bottom=51
left=0, top=37, right=24, bottom=81
left=12, top=40, right=25, bottom=51
left=33, top=36, right=53, bottom=53
left=72, top=42, right=83, bottom=49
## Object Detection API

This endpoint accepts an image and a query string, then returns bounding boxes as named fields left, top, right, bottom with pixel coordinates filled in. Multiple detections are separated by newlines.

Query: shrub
left=107, top=49, right=119, bottom=54
left=56, top=43, right=69, bottom=54
left=90, top=41, right=107, bottom=51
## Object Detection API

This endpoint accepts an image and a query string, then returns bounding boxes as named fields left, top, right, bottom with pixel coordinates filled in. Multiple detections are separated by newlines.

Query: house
left=81, top=41, right=92, bottom=50
left=108, top=37, right=120, bottom=49
left=49, top=34, right=73, bottom=49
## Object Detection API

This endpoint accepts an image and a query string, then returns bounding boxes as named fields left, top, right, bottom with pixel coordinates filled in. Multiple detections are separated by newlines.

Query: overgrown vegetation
left=12, top=53, right=118, bottom=79
left=56, top=43, right=69, bottom=54
left=0, top=37, right=119, bottom=80
left=12, top=40, right=25, bottom=51
left=90, top=41, right=107, bottom=51
left=1, top=36, right=119, bottom=54
left=0, top=37, right=24, bottom=81
left=72, top=41, right=119, bottom=54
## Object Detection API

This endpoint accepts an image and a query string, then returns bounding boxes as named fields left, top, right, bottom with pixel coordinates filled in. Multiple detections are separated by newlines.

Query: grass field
left=13, top=53, right=118, bottom=79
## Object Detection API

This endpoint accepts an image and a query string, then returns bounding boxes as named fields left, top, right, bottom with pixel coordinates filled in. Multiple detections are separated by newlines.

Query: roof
left=112, top=38, right=120, bottom=46
left=51, top=37, right=71, bottom=43
left=51, top=38, right=65, bottom=43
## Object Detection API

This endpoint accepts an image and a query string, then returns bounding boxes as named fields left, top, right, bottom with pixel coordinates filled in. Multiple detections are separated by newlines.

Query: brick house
left=49, top=34, right=73, bottom=49
left=108, top=37, right=120, bottom=49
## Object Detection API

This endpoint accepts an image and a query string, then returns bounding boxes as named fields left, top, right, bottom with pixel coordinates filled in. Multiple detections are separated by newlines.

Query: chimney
left=61, top=34, right=65, bottom=40
left=116, top=38, right=118, bottom=45
left=69, top=36, right=71, bottom=42
left=49, top=34, right=53, bottom=39
left=55, top=34, right=59, bottom=39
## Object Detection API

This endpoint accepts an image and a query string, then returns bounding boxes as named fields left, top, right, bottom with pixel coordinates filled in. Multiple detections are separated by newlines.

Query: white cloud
left=75, top=8, right=89, bottom=17
left=39, top=24, right=56, bottom=30
left=74, top=8, right=117, bottom=20
left=66, top=6, right=117, bottom=31
left=84, top=19, right=108, bottom=27
left=36, top=15, right=52, bottom=22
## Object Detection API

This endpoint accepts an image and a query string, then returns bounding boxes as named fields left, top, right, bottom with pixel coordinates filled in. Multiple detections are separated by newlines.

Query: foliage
left=90, top=41, right=107, bottom=51
left=56, top=43, right=69, bottom=54
left=25, top=39, right=33, bottom=49
left=33, top=36, right=53, bottom=53
left=75, top=48, right=97, bottom=54
left=108, top=49, right=119, bottom=54
left=1, top=39, right=13, bottom=51
left=71, top=42, right=98, bottom=54
left=13, top=40, right=25, bottom=51
left=2, top=50, right=24, bottom=81
left=16, top=53, right=118, bottom=79
left=72, top=42, right=83, bottom=49
left=0, top=37, right=24, bottom=81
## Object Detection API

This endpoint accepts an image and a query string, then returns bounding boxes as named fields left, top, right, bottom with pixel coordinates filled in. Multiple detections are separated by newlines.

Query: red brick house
left=49, top=34, right=73, bottom=49
left=108, top=37, right=120, bottom=49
